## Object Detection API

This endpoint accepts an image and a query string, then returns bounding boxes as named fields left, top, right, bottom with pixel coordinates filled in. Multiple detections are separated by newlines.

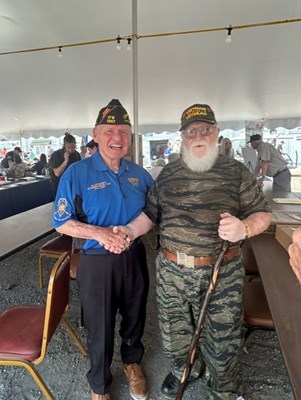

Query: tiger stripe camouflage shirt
left=144, top=154, right=271, bottom=256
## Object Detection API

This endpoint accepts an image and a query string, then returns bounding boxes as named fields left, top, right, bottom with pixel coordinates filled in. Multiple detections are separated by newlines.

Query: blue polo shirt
left=52, top=152, right=153, bottom=250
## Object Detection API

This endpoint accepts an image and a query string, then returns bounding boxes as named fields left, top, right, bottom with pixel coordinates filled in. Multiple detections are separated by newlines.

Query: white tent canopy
left=1, top=0, right=301, bottom=140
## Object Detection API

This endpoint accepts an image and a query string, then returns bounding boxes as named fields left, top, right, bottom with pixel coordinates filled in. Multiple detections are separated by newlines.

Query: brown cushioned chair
left=243, top=280, right=274, bottom=340
left=38, top=234, right=73, bottom=288
left=0, top=252, right=87, bottom=400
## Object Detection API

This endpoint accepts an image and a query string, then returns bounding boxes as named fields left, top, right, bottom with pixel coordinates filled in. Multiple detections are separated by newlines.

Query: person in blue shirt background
left=53, top=99, right=153, bottom=400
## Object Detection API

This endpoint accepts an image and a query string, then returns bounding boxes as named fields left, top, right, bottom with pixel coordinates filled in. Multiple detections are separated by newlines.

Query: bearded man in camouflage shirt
left=120, top=103, right=272, bottom=400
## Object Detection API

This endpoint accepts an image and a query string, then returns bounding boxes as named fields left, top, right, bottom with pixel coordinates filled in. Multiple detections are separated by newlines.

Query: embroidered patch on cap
left=180, top=104, right=217, bottom=130
left=95, top=99, right=131, bottom=126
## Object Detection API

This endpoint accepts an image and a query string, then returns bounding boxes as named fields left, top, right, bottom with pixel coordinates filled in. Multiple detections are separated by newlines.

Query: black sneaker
left=161, top=373, right=180, bottom=398
left=161, top=370, right=204, bottom=399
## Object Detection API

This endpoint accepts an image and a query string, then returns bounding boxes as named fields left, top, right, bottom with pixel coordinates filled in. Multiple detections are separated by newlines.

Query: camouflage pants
left=156, top=251, right=244, bottom=400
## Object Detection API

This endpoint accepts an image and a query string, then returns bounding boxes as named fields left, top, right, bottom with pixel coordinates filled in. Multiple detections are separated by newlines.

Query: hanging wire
left=0, top=17, right=300, bottom=56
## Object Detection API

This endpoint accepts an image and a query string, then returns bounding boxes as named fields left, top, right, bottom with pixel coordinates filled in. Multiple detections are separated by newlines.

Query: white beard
left=181, top=143, right=219, bottom=172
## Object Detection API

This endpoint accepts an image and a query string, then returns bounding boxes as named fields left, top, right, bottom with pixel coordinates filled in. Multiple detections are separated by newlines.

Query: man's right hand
left=64, top=151, right=70, bottom=162
left=94, top=226, right=130, bottom=254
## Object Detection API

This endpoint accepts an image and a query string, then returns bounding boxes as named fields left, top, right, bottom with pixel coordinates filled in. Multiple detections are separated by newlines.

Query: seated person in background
left=32, top=153, right=48, bottom=175
left=217, top=135, right=224, bottom=152
left=7, top=155, right=26, bottom=178
left=164, top=142, right=173, bottom=159
left=168, top=152, right=180, bottom=163
left=86, top=139, right=99, bottom=156
left=219, top=137, right=235, bottom=158
left=149, top=158, right=166, bottom=180
left=288, top=227, right=301, bottom=283
left=1, top=146, right=22, bottom=169
left=80, top=145, right=88, bottom=159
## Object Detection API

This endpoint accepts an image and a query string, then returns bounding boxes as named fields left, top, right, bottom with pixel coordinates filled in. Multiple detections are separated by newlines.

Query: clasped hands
left=99, top=225, right=134, bottom=254
left=102, top=212, right=246, bottom=253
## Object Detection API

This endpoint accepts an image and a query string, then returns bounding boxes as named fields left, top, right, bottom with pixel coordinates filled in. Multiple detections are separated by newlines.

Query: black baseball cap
left=180, top=104, right=217, bottom=131
left=248, top=134, right=262, bottom=143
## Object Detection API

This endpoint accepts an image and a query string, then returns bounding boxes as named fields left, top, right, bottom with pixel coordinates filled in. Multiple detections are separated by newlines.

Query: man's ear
left=92, top=127, right=97, bottom=141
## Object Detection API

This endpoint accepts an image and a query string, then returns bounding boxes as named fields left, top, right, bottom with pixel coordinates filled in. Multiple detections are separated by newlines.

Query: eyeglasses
left=182, top=125, right=217, bottom=139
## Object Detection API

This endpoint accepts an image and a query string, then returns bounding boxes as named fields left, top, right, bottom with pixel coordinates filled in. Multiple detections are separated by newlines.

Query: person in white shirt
left=249, top=134, right=291, bottom=192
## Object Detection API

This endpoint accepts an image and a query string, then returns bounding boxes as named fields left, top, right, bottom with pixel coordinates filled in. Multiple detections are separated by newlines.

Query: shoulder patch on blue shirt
left=53, top=198, right=72, bottom=222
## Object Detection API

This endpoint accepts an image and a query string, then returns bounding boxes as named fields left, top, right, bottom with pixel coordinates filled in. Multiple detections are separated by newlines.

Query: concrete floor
left=0, top=232, right=295, bottom=400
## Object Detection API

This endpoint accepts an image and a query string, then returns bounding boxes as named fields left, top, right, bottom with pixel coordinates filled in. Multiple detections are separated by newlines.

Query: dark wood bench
left=250, top=233, right=301, bottom=399
left=0, top=202, right=54, bottom=261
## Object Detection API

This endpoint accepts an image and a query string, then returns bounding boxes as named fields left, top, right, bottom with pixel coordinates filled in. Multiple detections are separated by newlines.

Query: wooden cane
left=175, top=240, right=230, bottom=400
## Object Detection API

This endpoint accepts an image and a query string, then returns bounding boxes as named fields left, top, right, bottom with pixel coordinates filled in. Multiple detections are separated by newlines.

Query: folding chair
left=38, top=234, right=73, bottom=288
left=0, top=252, right=87, bottom=400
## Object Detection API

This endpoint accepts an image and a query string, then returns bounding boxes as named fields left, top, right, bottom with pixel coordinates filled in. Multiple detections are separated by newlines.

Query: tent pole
left=132, top=0, right=139, bottom=164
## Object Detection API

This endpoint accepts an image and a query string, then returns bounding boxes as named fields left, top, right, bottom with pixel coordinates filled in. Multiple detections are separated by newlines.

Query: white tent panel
left=0, top=0, right=300, bottom=138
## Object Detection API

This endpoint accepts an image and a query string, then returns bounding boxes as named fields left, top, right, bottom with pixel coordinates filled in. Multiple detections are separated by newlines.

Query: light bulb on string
left=126, top=37, right=132, bottom=51
left=58, top=46, right=63, bottom=58
left=226, top=25, right=232, bottom=43
left=116, top=35, right=121, bottom=50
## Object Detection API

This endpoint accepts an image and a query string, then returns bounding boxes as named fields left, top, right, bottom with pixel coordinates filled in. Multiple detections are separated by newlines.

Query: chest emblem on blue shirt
left=54, top=198, right=71, bottom=221
left=128, top=177, right=139, bottom=187
left=88, top=181, right=112, bottom=190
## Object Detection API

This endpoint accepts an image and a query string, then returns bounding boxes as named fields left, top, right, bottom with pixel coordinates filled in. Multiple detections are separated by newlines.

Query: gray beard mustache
left=181, top=144, right=219, bottom=172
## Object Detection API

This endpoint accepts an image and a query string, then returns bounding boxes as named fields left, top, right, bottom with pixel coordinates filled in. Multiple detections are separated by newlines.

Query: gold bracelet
left=244, top=222, right=250, bottom=239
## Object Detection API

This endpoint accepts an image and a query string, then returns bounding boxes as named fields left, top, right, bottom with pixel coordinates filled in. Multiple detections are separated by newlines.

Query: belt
left=273, top=168, right=289, bottom=178
left=160, top=246, right=240, bottom=268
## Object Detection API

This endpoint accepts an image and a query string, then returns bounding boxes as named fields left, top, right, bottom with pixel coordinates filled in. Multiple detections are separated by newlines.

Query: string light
left=1, top=17, right=301, bottom=56
left=116, top=35, right=121, bottom=50
left=226, top=25, right=232, bottom=43
left=126, top=37, right=132, bottom=51
left=58, top=46, right=63, bottom=57
left=115, top=35, right=132, bottom=51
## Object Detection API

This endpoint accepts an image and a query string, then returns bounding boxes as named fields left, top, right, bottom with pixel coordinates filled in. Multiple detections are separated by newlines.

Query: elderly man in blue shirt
left=53, top=99, right=153, bottom=400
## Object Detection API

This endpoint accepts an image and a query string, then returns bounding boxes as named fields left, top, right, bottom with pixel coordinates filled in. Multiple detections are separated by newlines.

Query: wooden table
left=250, top=234, right=301, bottom=400
left=248, top=181, right=301, bottom=398
left=262, top=181, right=301, bottom=224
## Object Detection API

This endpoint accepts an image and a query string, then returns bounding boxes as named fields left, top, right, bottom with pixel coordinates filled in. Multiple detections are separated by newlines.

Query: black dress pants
left=77, top=241, right=149, bottom=395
